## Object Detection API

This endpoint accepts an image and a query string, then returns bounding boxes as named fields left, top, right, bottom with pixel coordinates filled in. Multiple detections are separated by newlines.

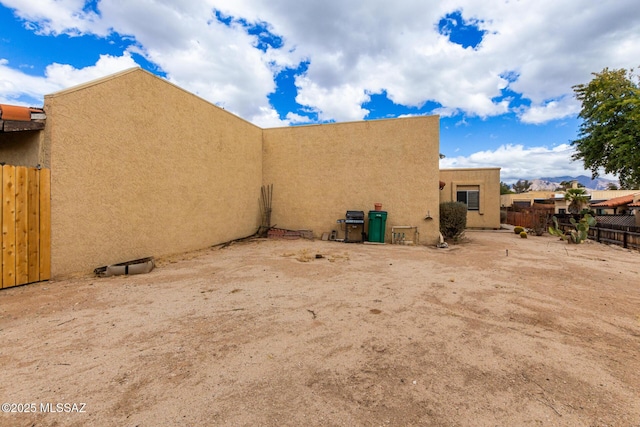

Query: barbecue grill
left=337, top=210, right=365, bottom=243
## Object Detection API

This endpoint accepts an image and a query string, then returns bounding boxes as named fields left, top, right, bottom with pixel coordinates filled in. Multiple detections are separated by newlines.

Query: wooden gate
left=1, top=165, right=50, bottom=289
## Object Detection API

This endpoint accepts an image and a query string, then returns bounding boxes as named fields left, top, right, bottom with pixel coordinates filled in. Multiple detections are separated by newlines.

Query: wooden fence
left=506, top=211, right=538, bottom=228
left=555, top=219, right=640, bottom=251
left=591, top=226, right=640, bottom=250
left=1, top=165, right=50, bottom=289
left=505, top=204, right=555, bottom=228
left=507, top=209, right=640, bottom=251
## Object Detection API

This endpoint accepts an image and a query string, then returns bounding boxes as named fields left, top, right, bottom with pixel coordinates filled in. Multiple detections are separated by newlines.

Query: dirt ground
left=1, top=229, right=639, bottom=427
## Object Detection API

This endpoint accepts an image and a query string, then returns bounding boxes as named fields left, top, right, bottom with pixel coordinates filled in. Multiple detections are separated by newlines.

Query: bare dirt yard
left=1, top=230, right=639, bottom=426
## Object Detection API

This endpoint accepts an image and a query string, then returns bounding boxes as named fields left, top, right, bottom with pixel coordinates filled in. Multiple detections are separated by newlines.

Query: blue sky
left=1, top=1, right=639, bottom=183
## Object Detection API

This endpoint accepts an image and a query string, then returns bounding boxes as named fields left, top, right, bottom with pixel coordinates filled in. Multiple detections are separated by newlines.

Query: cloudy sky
left=1, top=1, right=639, bottom=183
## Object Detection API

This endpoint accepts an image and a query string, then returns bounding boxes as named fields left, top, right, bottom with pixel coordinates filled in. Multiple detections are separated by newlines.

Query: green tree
left=618, top=179, right=640, bottom=190
left=606, top=182, right=619, bottom=190
left=511, top=179, right=531, bottom=194
left=564, top=188, right=590, bottom=214
left=500, top=181, right=514, bottom=194
left=572, top=68, right=640, bottom=188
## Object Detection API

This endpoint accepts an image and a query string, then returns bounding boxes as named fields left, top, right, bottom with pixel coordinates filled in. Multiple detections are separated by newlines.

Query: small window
left=559, top=209, right=566, bottom=214
left=457, top=190, right=479, bottom=211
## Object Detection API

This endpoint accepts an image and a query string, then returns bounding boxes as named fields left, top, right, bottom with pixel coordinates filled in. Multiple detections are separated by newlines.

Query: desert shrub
left=520, top=231, right=528, bottom=238
left=514, top=226, right=525, bottom=234
left=440, top=201, right=467, bottom=240
left=531, top=211, right=550, bottom=236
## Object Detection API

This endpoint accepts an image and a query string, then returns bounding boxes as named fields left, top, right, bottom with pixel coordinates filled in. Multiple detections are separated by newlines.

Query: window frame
left=457, top=189, right=480, bottom=211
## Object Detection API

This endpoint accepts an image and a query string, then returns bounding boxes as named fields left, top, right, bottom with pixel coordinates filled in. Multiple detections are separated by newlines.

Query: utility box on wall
left=368, top=211, right=388, bottom=243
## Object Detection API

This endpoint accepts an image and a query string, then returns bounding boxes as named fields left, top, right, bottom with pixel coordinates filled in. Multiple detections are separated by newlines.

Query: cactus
left=514, top=226, right=525, bottom=234
left=548, top=216, right=567, bottom=240
left=548, top=214, right=596, bottom=244
left=520, top=231, right=528, bottom=238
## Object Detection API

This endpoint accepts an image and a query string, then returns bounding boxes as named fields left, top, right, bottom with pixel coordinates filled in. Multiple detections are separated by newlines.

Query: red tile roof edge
left=0, top=104, right=44, bottom=121
left=591, top=193, right=640, bottom=207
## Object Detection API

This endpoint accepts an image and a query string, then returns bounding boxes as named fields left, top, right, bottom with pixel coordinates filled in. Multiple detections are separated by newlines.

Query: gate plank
left=27, top=168, right=40, bottom=283
left=0, top=166, right=51, bottom=290
left=2, top=165, right=16, bottom=288
left=39, top=168, right=51, bottom=281
left=15, top=166, right=29, bottom=285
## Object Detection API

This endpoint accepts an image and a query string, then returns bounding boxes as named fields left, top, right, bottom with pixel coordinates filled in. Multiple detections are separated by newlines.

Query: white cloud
left=0, top=58, right=60, bottom=105
left=439, top=143, right=617, bottom=181
left=212, top=0, right=640, bottom=122
left=285, top=112, right=312, bottom=124
left=0, top=53, right=138, bottom=105
left=295, top=77, right=371, bottom=122
left=97, top=0, right=282, bottom=121
left=1, top=0, right=108, bottom=36
left=248, top=106, right=288, bottom=128
left=1, top=0, right=639, bottom=124
left=44, top=52, right=138, bottom=89
left=519, top=96, right=581, bottom=125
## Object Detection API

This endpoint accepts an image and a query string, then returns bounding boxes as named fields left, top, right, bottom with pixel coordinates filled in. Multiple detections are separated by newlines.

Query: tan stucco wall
left=0, top=130, right=46, bottom=168
left=45, top=68, right=263, bottom=276
left=263, top=116, right=441, bottom=244
left=440, top=168, right=501, bottom=229
left=499, top=191, right=559, bottom=208
left=590, top=190, right=639, bottom=201
left=553, top=199, right=571, bottom=214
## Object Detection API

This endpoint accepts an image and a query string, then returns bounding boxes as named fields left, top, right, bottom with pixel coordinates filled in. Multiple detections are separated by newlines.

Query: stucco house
left=440, top=168, right=501, bottom=229
left=589, top=190, right=640, bottom=215
left=591, top=192, right=640, bottom=225
left=500, top=191, right=558, bottom=210
left=2, top=68, right=452, bottom=278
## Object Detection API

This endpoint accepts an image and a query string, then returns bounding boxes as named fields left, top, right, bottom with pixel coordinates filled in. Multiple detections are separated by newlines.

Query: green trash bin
left=368, top=211, right=388, bottom=243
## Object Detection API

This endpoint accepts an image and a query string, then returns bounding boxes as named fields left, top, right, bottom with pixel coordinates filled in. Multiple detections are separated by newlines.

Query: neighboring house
left=1, top=67, right=444, bottom=277
left=591, top=193, right=640, bottom=216
left=501, top=181, right=595, bottom=215
left=591, top=192, right=640, bottom=227
left=501, top=187, right=640, bottom=227
left=440, top=168, right=501, bottom=229
left=550, top=196, right=571, bottom=215
left=554, top=193, right=592, bottom=215
left=0, top=104, right=45, bottom=165
left=631, top=199, right=640, bottom=227
left=589, top=190, right=640, bottom=215
left=500, top=191, right=558, bottom=210
left=503, top=195, right=593, bottom=216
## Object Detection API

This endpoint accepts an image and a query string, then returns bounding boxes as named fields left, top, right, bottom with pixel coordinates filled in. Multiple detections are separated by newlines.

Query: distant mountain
left=528, top=175, right=618, bottom=191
